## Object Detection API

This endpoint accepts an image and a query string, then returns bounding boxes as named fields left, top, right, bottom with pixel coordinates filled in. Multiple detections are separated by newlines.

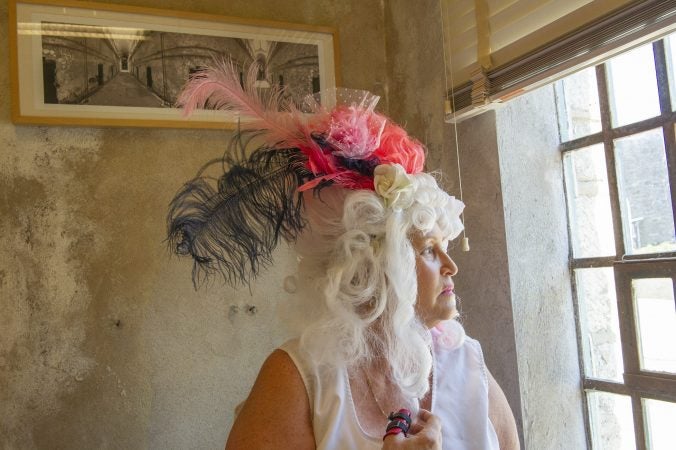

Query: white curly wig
left=296, top=171, right=465, bottom=401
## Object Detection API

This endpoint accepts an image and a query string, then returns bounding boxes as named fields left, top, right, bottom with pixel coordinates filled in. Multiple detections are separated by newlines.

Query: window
left=556, top=36, right=676, bottom=450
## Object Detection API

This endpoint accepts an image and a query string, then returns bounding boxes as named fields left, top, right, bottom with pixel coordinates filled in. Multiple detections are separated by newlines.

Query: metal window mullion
left=596, top=64, right=625, bottom=257
left=560, top=132, right=605, bottom=152
left=596, top=53, right=646, bottom=450
left=590, top=61, right=630, bottom=450
left=632, top=394, right=648, bottom=450
left=614, top=265, right=642, bottom=374
left=652, top=39, right=676, bottom=233
left=560, top=111, right=676, bottom=152
left=653, top=40, right=672, bottom=114
left=625, top=372, right=676, bottom=402
left=661, top=122, right=676, bottom=234
left=614, top=264, right=645, bottom=450
left=610, top=112, right=676, bottom=138
left=583, top=378, right=631, bottom=395
left=571, top=256, right=616, bottom=269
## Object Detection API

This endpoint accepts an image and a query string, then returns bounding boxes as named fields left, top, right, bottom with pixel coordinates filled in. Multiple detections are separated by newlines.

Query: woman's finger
left=423, top=411, right=442, bottom=433
left=409, top=409, right=441, bottom=436
left=412, top=409, right=438, bottom=427
left=409, top=409, right=430, bottom=435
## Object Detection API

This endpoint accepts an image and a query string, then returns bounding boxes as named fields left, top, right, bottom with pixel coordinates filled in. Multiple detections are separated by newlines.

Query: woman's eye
left=422, top=246, right=434, bottom=256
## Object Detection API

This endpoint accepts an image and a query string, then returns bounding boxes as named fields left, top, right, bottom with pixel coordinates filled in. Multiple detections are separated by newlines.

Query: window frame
left=560, top=38, right=676, bottom=450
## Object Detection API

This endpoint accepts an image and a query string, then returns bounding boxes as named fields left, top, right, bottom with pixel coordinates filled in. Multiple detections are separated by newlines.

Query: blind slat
left=489, top=0, right=591, bottom=51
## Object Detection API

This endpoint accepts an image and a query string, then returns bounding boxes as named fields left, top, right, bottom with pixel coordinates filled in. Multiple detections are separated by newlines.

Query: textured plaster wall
left=384, top=0, right=525, bottom=444
left=0, top=0, right=387, bottom=448
left=495, top=86, right=586, bottom=449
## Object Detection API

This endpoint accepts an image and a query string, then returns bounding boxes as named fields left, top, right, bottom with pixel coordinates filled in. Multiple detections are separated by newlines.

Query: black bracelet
left=388, top=410, right=412, bottom=428
left=386, top=418, right=410, bottom=435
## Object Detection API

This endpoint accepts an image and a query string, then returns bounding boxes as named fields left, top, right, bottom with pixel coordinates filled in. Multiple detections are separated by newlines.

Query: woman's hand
left=382, top=409, right=442, bottom=450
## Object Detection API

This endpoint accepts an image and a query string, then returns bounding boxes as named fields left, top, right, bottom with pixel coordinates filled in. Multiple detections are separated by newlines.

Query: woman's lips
left=441, top=286, right=454, bottom=296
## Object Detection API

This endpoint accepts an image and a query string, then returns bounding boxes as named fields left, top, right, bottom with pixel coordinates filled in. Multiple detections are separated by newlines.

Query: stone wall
left=495, top=85, right=587, bottom=450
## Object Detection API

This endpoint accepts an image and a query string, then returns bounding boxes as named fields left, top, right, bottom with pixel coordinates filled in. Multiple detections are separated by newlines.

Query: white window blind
left=444, top=0, right=676, bottom=121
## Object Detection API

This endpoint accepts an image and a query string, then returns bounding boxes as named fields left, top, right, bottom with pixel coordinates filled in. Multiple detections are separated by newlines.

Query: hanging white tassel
left=444, top=99, right=453, bottom=115
left=461, top=236, right=470, bottom=252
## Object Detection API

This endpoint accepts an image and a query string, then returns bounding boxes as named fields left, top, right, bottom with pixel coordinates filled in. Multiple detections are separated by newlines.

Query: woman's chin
left=442, top=298, right=459, bottom=320
left=439, top=293, right=456, bottom=309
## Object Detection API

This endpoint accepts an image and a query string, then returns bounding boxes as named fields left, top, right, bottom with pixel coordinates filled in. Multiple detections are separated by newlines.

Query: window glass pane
left=614, top=129, right=676, bottom=255
left=607, top=43, right=661, bottom=127
left=587, top=391, right=636, bottom=450
left=564, top=145, right=616, bottom=258
left=576, top=268, right=624, bottom=381
left=665, top=34, right=676, bottom=111
left=555, top=66, right=602, bottom=142
left=644, top=398, right=676, bottom=450
left=633, top=278, right=676, bottom=373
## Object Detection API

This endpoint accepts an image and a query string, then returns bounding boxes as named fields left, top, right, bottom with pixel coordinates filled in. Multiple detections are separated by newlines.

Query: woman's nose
left=441, top=252, right=458, bottom=276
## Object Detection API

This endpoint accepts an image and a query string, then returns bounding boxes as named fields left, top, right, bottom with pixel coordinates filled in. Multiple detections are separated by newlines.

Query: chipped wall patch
left=0, top=129, right=103, bottom=448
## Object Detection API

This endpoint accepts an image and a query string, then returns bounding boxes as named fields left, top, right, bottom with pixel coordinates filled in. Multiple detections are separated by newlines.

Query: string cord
left=439, top=0, right=468, bottom=245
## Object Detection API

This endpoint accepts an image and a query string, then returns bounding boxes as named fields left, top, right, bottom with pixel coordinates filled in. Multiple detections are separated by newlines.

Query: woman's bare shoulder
left=225, top=349, right=315, bottom=450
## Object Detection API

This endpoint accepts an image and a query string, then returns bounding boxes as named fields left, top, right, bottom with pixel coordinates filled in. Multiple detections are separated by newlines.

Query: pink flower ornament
left=326, top=106, right=387, bottom=159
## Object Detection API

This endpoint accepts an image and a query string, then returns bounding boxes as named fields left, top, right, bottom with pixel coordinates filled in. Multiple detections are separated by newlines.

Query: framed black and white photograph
left=9, top=0, right=339, bottom=128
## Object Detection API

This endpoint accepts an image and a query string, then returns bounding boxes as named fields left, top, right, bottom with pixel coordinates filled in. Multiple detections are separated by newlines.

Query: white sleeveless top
left=280, top=332, right=499, bottom=450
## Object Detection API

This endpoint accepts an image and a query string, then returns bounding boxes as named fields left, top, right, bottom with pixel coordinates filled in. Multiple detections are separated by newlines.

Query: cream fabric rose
left=373, top=163, right=415, bottom=210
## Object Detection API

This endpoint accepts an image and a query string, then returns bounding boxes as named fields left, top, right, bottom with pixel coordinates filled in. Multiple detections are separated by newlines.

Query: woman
left=168, top=61, right=519, bottom=449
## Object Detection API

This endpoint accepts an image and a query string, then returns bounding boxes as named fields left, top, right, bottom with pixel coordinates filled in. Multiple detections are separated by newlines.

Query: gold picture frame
left=9, top=0, right=340, bottom=129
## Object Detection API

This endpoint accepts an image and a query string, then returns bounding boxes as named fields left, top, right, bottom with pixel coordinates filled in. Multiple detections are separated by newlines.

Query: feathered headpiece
left=168, top=59, right=426, bottom=287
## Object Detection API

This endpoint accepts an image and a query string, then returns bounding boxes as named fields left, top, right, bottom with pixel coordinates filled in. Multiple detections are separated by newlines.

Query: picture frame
left=8, top=0, right=340, bottom=129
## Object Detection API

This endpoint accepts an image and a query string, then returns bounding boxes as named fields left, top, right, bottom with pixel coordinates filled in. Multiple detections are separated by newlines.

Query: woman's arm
left=487, top=370, right=520, bottom=450
left=225, top=349, right=316, bottom=450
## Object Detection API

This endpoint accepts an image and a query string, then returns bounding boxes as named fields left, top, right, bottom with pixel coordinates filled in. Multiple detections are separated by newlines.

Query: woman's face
left=411, top=224, right=459, bottom=328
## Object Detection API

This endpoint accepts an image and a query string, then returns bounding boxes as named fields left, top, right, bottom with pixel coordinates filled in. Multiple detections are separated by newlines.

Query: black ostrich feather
left=167, top=145, right=312, bottom=288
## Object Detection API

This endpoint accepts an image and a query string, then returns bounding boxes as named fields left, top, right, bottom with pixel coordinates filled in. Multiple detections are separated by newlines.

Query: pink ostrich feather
left=176, top=59, right=308, bottom=148
left=176, top=59, right=426, bottom=192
